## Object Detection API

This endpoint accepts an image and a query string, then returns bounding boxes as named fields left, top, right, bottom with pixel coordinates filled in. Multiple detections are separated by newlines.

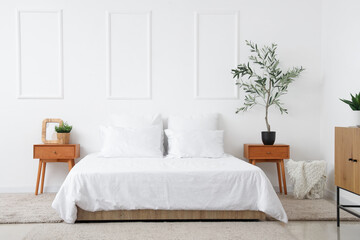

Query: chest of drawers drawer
left=244, top=145, right=289, bottom=159
left=33, top=145, right=80, bottom=159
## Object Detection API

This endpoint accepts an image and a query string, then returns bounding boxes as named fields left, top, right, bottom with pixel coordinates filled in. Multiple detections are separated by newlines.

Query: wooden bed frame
left=76, top=207, right=266, bottom=221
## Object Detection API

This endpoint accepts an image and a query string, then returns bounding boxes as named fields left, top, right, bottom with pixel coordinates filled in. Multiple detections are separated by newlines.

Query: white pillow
left=165, top=129, right=224, bottom=158
left=99, top=125, right=163, bottom=158
left=168, top=114, right=218, bottom=130
left=110, top=114, right=164, bottom=153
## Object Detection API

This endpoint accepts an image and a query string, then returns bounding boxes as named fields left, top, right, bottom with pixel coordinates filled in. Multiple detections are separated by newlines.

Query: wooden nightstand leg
left=276, top=161, right=282, bottom=194
left=252, top=160, right=256, bottom=165
left=40, top=162, right=46, bottom=194
left=68, top=159, right=74, bottom=171
left=35, top=160, right=42, bottom=195
left=280, top=159, right=287, bottom=195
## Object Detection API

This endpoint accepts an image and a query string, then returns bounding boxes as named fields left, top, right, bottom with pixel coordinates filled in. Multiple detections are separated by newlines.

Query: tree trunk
left=265, top=79, right=271, bottom=132
left=265, top=105, right=270, bottom=131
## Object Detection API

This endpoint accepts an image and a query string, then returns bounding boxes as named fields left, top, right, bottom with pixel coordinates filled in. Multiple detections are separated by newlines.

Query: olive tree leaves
left=232, top=41, right=304, bottom=131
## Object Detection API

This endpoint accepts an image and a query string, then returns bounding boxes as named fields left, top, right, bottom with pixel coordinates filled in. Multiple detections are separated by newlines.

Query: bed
left=52, top=153, right=288, bottom=223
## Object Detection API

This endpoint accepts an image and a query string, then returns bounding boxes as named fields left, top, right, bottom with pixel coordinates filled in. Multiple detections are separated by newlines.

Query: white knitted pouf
left=286, top=159, right=326, bottom=199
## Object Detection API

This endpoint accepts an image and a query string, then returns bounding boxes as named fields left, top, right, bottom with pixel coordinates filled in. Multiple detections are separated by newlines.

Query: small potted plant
left=55, top=122, right=73, bottom=144
left=232, top=41, right=304, bottom=145
left=340, top=92, right=360, bottom=127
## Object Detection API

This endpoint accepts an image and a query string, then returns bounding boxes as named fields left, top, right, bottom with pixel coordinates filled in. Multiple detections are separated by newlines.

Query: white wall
left=0, top=0, right=323, bottom=192
left=321, top=0, right=360, bottom=203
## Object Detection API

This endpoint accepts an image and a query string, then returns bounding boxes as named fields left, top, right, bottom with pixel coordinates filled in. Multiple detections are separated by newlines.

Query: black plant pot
left=262, top=131, right=276, bottom=145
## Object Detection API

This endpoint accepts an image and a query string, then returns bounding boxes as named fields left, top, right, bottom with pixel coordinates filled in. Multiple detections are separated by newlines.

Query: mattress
left=52, top=153, right=288, bottom=223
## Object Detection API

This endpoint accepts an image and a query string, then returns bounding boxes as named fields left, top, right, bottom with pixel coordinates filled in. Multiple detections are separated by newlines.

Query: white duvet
left=52, top=153, right=288, bottom=223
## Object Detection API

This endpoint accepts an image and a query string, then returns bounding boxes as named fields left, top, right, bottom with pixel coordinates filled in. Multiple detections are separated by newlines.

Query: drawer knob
left=266, top=152, right=271, bottom=154
left=53, top=151, right=57, bottom=154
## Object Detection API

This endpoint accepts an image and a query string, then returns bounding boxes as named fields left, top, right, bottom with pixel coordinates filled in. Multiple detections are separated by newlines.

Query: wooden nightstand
left=33, top=144, right=80, bottom=195
left=244, top=144, right=290, bottom=195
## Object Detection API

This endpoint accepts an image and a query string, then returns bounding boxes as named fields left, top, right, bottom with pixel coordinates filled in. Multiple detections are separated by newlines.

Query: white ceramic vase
left=354, top=111, right=360, bottom=127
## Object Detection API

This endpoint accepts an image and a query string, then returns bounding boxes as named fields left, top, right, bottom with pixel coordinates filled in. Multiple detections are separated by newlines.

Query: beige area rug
left=0, top=193, right=358, bottom=224
left=22, top=222, right=298, bottom=240
left=278, top=194, right=358, bottom=221
left=0, top=193, right=62, bottom=224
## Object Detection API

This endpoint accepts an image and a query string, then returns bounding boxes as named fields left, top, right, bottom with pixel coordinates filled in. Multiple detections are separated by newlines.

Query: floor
left=0, top=221, right=359, bottom=240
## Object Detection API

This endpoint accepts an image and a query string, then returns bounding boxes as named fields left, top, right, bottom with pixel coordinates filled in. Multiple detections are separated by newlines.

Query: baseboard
left=325, top=187, right=358, bottom=202
left=273, top=185, right=293, bottom=193
left=325, top=188, right=360, bottom=214
left=325, top=188, right=335, bottom=201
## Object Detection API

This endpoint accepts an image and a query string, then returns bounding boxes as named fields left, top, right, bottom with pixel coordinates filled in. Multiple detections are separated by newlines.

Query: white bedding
left=52, top=153, right=288, bottom=223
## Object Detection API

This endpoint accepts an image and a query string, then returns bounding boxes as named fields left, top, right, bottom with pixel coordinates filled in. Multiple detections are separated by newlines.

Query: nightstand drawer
left=34, top=145, right=78, bottom=159
left=246, top=146, right=289, bottom=159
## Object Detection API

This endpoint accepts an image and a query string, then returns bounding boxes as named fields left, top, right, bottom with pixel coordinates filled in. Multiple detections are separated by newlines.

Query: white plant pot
left=353, top=111, right=360, bottom=127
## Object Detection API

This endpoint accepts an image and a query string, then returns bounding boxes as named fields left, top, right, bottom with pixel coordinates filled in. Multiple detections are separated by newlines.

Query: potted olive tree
left=340, top=92, right=360, bottom=127
left=55, top=122, right=73, bottom=144
left=232, top=41, right=304, bottom=145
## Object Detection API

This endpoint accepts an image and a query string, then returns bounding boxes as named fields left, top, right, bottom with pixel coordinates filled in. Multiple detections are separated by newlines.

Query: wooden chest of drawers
left=335, top=127, right=360, bottom=226
left=335, top=127, right=360, bottom=194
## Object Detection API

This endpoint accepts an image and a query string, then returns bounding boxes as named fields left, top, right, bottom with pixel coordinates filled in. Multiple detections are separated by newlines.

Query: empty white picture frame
left=42, top=118, right=63, bottom=144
